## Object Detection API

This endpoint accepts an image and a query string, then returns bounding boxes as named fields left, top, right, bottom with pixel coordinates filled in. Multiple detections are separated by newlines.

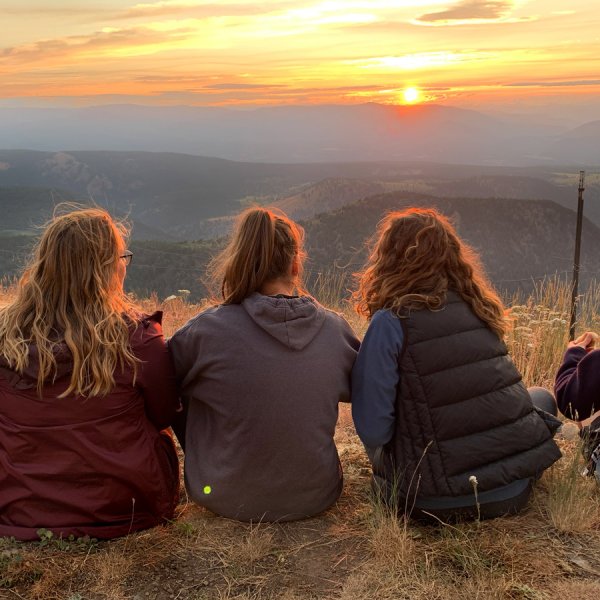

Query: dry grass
left=1, top=279, right=600, bottom=599
left=507, top=277, right=600, bottom=388
left=538, top=439, right=600, bottom=533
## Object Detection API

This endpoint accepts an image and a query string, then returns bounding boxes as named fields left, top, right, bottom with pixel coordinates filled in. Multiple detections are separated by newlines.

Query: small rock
left=558, top=422, right=580, bottom=441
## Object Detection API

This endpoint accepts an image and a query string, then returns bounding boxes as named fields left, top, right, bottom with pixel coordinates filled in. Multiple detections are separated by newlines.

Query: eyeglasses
left=120, top=250, right=133, bottom=266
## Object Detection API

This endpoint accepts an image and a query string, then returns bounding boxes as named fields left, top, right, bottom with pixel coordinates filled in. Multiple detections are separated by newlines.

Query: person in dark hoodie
left=169, top=207, right=359, bottom=522
left=0, top=207, right=179, bottom=541
left=555, top=330, right=600, bottom=422
left=555, top=331, right=600, bottom=482
left=351, top=208, right=561, bottom=522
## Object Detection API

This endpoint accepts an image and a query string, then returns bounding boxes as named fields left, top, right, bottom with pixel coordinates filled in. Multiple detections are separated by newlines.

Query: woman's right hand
left=569, top=331, right=599, bottom=351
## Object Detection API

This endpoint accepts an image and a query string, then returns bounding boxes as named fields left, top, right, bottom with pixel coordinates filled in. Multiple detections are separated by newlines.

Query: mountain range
left=2, top=103, right=599, bottom=166
left=0, top=148, right=598, bottom=300
left=1, top=149, right=598, bottom=238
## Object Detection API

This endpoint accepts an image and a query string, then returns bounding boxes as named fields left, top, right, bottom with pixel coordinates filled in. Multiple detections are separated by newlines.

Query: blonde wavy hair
left=353, top=208, right=506, bottom=338
left=210, top=207, right=307, bottom=304
left=0, top=205, right=140, bottom=397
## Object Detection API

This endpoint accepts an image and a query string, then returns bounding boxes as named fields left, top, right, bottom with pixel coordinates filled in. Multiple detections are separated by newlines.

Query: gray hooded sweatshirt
left=168, top=293, right=359, bottom=522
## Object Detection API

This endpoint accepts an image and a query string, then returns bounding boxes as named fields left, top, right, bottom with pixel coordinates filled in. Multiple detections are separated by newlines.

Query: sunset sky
left=2, top=0, right=599, bottom=113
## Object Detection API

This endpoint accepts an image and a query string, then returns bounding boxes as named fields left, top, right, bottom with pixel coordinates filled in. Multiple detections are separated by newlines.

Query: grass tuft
left=539, top=439, right=600, bottom=533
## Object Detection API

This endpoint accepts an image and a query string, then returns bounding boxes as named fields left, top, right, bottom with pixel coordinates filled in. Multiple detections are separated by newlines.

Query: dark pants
left=528, top=386, right=558, bottom=416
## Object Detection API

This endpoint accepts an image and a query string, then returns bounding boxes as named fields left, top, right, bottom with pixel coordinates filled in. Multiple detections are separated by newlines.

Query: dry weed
left=538, top=440, right=600, bottom=533
left=547, top=580, right=600, bottom=599
left=88, top=546, right=134, bottom=600
left=220, top=524, right=275, bottom=568
left=507, top=278, right=600, bottom=387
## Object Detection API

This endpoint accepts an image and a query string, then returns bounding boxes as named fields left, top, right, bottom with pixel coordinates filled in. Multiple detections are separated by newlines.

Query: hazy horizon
left=1, top=102, right=598, bottom=166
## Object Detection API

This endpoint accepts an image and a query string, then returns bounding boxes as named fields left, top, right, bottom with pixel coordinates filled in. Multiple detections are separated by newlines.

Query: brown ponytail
left=209, top=207, right=306, bottom=304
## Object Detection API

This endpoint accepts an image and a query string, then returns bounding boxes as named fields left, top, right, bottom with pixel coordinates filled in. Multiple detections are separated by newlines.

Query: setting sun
left=403, top=87, right=420, bottom=103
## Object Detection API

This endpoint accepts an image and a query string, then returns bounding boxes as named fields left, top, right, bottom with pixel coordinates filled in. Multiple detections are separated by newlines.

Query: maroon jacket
left=0, top=312, right=179, bottom=541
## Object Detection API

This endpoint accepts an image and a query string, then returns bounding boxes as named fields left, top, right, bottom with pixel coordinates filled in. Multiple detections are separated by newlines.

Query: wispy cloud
left=416, top=0, right=515, bottom=25
left=0, top=6, right=104, bottom=16
left=0, top=25, right=197, bottom=67
left=347, top=51, right=493, bottom=70
left=114, top=1, right=297, bottom=20
left=205, top=82, right=287, bottom=90
left=506, top=79, right=600, bottom=87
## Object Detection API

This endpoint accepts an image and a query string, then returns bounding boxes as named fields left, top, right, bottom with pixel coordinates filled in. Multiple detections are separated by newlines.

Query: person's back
left=351, top=208, right=561, bottom=521
left=169, top=207, right=359, bottom=521
left=0, top=207, right=179, bottom=540
left=390, top=292, right=558, bottom=500
left=171, top=294, right=357, bottom=520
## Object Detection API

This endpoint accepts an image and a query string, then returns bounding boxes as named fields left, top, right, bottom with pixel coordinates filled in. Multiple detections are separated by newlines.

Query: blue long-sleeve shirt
left=351, top=309, right=404, bottom=449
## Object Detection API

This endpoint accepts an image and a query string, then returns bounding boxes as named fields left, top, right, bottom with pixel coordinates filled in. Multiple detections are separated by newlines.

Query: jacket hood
left=241, top=293, right=326, bottom=350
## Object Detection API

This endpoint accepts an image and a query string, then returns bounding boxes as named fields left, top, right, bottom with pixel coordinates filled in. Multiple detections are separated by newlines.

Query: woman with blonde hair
left=0, top=207, right=179, bottom=540
left=352, top=207, right=560, bottom=521
left=169, top=207, right=359, bottom=522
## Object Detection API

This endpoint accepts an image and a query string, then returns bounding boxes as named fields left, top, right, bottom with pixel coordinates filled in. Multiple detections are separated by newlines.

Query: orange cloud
left=0, top=25, right=196, bottom=68
left=506, top=79, right=600, bottom=88
left=115, top=1, right=296, bottom=20
left=417, top=0, right=515, bottom=24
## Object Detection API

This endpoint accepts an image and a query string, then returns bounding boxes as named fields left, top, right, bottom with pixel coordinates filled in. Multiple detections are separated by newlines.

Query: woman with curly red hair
left=352, top=207, right=560, bottom=521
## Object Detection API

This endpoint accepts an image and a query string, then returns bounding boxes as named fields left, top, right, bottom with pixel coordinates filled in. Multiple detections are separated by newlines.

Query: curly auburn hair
left=353, top=207, right=506, bottom=338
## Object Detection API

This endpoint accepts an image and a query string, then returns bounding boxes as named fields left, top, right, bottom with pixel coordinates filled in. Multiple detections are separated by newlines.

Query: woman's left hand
left=569, top=331, right=599, bottom=352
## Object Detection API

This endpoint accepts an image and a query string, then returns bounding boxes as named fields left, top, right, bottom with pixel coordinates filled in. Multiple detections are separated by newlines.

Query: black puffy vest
left=389, top=293, right=561, bottom=498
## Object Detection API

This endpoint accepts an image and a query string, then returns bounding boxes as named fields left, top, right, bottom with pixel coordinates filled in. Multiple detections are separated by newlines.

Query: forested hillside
left=0, top=186, right=74, bottom=233
left=2, top=193, right=595, bottom=300
left=303, top=194, right=600, bottom=297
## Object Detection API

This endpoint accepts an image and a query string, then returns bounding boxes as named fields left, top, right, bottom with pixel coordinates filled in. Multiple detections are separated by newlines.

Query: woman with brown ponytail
left=169, top=207, right=359, bottom=522
left=352, top=208, right=561, bottom=521
left=0, top=207, right=179, bottom=540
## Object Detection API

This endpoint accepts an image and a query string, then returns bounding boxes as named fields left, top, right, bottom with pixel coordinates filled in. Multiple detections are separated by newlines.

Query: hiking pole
left=569, top=170, right=585, bottom=341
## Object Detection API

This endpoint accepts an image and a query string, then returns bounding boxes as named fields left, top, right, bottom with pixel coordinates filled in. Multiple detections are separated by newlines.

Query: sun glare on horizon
left=402, top=87, right=421, bottom=104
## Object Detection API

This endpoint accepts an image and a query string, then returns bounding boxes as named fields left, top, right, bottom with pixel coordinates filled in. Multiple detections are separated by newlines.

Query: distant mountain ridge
left=1, top=103, right=598, bottom=165
left=190, top=178, right=388, bottom=239
left=1, top=150, right=599, bottom=300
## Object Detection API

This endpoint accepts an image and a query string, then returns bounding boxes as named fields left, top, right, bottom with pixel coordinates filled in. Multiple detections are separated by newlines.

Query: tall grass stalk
left=506, top=277, right=600, bottom=387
